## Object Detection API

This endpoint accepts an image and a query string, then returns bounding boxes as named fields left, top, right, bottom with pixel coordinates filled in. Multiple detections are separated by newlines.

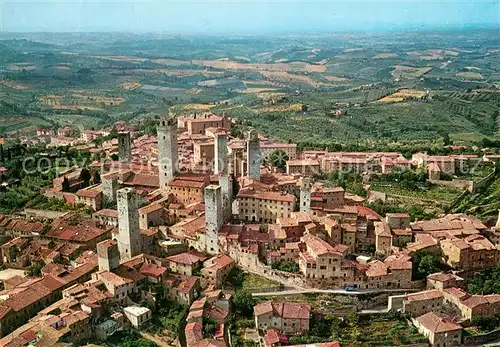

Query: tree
left=441, top=132, right=452, bottom=146
left=79, top=168, right=91, bottom=187
left=231, top=174, right=240, bottom=196
left=110, top=153, right=119, bottom=161
left=92, top=171, right=101, bottom=184
left=62, top=177, right=70, bottom=192
left=269, top=150, right=289, bottom=171
left=232, top=290, right=255, bottom=318
left=418, top=254, right=441, bottom=277
left=25, top=260, right=45, bottom=277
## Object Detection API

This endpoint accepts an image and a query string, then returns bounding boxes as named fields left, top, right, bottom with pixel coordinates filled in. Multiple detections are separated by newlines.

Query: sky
left=1, top=0, right=499, bottom=34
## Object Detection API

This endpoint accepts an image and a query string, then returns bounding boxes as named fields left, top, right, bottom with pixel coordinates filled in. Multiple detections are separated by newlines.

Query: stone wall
left=429, top=179, right=475, bottom=192
left=463, top=328, right=500, bottom=346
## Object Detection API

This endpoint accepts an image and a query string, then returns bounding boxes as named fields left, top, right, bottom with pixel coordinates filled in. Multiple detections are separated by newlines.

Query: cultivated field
left=120, top=82, right=142, bottom=90
left=373, top=53, right=398, bottom=59
left=0, top=80, right=29, bottom=90
left=456, top=72, right=484, bottom=80
left=392, top=65, right=432, bottom=79
left=378, top=89, right=428, bottom=103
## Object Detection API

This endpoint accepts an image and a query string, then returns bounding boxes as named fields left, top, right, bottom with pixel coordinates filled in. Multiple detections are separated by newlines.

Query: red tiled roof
left=254, top=301, right=310, bottom=320
left=415, top=312, right=462, bottom=333
left=140, top=263, right=167, bottom=278
left=167, top=251, right=207, bottom=265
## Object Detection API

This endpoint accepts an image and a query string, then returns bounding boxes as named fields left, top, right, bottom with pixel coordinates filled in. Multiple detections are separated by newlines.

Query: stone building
left=299, top=177, right=312, bottom=214
left=298, top=234, right=349, bottom=281
left=117, top=132, right=132, bottom=163
left=201, top=254, right=235, bottom=289
left=234, top=187, right=295, bottom=223
left=157, top=118, right=178, bottom=189
left=403, top=290, right=444, bottom=317
left=101, top=172, right=119, bottom=204
left=412, top=312, right=462, bottom=347
left=254, top=301, right=311, bottom=334
left=286, top=159, right=321, bottom=176
left=97, top=239, right=120, bottom=272
left=166, top=174, right=210, bottom=205
left=247, top=130, right=261, bottom=181
left=117, top=188, right=141, bottom=260
left=205, top=185, right=223, bottom=254
left=374, top=221, right=392, bottom=255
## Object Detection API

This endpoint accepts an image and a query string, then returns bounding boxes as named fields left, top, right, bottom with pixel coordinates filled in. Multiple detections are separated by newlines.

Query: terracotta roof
left=140, top=263, right=167, bottom=278
left=138, top=202, right=164, bottom=214
left=185, top=322, right=203, bottom=346
left=301, top=234, right=342, bottom=256
left=415, top=312, right=462, bottom=333
left=167, top=251, right=207, bottom=265
left=203, top=254, right=234, bottom=271
left=427, top=272, right=461, bottom=283
left=76, top=185, right=102, bottom=198
left=265, top=328, right=288, bottom=347
left=405, top=290, right=443, bottom=302
left=94, top=209, right=118, bottom=218
left=254, top=301, right=310, bottom=320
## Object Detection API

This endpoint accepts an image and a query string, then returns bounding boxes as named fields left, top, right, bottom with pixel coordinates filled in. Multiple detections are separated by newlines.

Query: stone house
left=412, top=312, right=462, bottom=347
left=201, top=254, right=235, bottom=289
left=254, top=301, right=311, bottom=334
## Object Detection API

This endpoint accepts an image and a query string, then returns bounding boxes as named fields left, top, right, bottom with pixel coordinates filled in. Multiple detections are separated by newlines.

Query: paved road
left=251, top=288, right=420, bottom=297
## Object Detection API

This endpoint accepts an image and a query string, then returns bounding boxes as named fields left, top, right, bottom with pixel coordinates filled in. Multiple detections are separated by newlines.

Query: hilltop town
left=0, top=108, right=497, bottom=347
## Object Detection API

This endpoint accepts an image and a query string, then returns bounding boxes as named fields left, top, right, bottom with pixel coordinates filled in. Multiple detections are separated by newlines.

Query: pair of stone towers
left=97, top=187, right=141, bottom=271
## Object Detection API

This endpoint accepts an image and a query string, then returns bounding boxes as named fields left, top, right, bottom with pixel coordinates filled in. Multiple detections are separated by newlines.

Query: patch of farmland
left=258, top=103, right=302, bottom=112
left=54, top=105, right=102, bottom=111
left=392, top=65, right=432, bottom=79
left=141, top=85, right=187, bottom=92
left=92, top=55, right=148, bottom=62
left=323, top=75, right=350, bottom=82
left=378, top=89, right=428, bottom=103
left=0, top=80, right=29, bottom=90
left=456, top=72, right=483, bottom=80
left=373, top=53, right=398, bottom=59
left=191, top=59, right=327, bottom=73
left=120, top=82, right=142, bottom=90
left=183, top=104, right=215, bottom=110
left=7, top=63, right=36, bottom=71
left=239, top=87, right=279, bottom=94
left=72, top=93, right=125, bottom=106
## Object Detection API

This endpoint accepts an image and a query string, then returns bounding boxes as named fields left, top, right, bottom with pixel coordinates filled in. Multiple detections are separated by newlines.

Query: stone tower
left=97, top=239, right=120, bottom=271
left=117, top=132, right=132, bottom=163
left=101, top=174, right=118, bottom=204
left=246, top=130, right=261, bottom=181
left=204, top=184, right=223, bottom=254
left=117, top=187, right=141, bottom=260
left=300, top=177, right=312, bottom=213
left=215, top=131, right=232, bottom=221
left=214, top=131, right=228, bottom=175
left=219, top=175, right=233, bottom=223
left=157, top=118, right=178, bottom=189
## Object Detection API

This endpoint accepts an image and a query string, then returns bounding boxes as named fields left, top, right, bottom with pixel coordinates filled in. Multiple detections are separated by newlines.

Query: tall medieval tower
left=204, top=184, right=223, bottom=254
left=246, top=130, right=261, bottom=181
left=117, top=187, right=141, bottom=260
left=215, top=131, right=232, bottom=221
left=300, top=177, right=312, bottom=213
left=118, top=131, right=132, bottom=164
left=157, top=118, right=178, bottom=189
